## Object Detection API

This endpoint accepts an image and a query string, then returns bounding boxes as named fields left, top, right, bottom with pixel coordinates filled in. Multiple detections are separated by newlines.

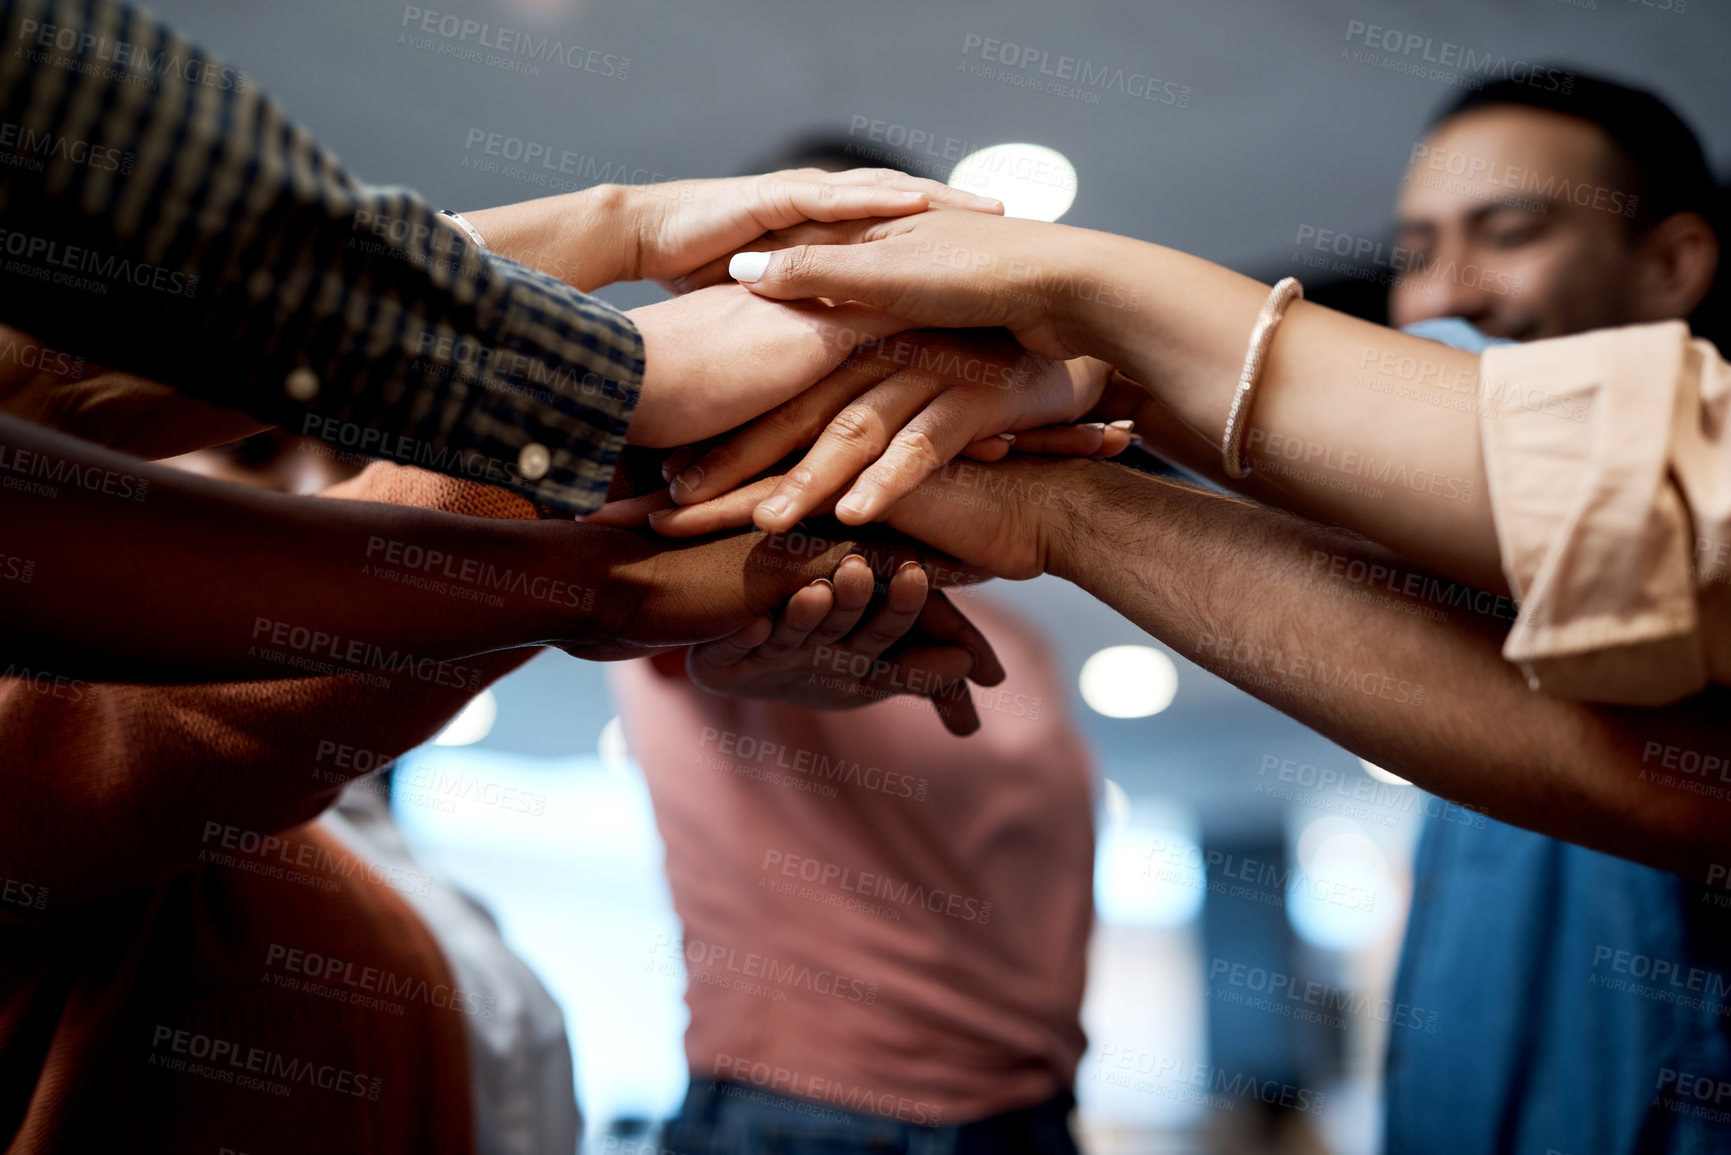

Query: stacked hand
left=475, top=173, right=1136, bottom=724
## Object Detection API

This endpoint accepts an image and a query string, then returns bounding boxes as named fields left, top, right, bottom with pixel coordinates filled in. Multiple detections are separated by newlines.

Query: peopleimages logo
left=399, top=7, right=630, bottom=78
left=1340, top=21, right=1573, bottom=94
left=960, top=34, right=1191, bottom=107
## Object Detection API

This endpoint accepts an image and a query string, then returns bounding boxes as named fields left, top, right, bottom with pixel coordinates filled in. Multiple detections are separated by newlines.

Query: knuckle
left=889, top=427, right=943, bottom=474
left=779, top=245, right=823, bottom=285
left=827, top=405, right=885, bottom=452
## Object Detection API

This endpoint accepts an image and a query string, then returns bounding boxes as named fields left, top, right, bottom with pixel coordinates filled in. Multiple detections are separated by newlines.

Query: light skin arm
left=729, top=212, right=1504, bottom=593
left=455, top=170, right=1002, bottom=296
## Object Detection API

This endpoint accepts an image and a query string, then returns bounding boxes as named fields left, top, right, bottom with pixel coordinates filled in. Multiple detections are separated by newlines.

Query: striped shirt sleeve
left=0, top=0, right=640, bottom=512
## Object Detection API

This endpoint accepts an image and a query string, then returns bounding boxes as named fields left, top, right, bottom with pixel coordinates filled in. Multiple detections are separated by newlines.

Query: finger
left=841, top=641, right=979, bottom=732
left=752, top=369, right=946, bottom=533
left=808, top=553, right=877, bottom=645
left=670, top=350, right=901, bottom=506
left=841, top=561, right=931, bottom=660
left=804, top=168, right=1003, bottom=214
left=729, top=242, right=910, bottom=311
left=581, top=489, right=675, bottom=528
left=831, top=382, right=1006, bottom=525
left=649, top=476, right=786, bottom=538
left=914, top=590, right=1005, bottom=685
left=660, top=441, right=716, bottom=483
left=670, top=220, right=888, bottom=293
left=755, top=579, right=835, bottom=661
left=1010, top=421, right=1136, bottom=459
left=765, top=179, right=999, bottom=230
left=932, top=685, right=982, bottom=736
left=960, top=433, right=1016, bottom=462
left=883, top=652, right=981, bottom=736
left=690, top=616, right=775, bottom=670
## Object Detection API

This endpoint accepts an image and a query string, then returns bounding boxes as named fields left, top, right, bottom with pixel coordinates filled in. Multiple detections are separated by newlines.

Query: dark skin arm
left=646, top=454, right=1731, bottom=881
left=0, top=412, right=984, bottom=682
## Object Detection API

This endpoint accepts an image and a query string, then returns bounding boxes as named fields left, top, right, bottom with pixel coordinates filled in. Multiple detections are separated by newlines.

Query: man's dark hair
left=1437, top=73, right=1719, bottom=233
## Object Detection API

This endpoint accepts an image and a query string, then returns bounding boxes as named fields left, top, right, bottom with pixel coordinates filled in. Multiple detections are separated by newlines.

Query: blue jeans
left=660, top=1078, right=1080, bottom=1155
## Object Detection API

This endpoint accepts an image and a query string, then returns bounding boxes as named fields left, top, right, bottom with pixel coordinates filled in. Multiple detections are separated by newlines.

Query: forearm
left=0, top=0, right=642, bottom=513
left=1051, top=461, right=1731, bottom=879
left=0, top=415, right=619, bottom=681
left=0, top=464, right=540, bottom=907
left=1062, top=232, right=1504, bottom=592
left=460, top=185, right=634, bottom=294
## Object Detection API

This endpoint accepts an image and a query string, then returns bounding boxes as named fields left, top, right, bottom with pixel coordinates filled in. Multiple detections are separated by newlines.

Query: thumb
left=729, top=245, right=896, bottom=309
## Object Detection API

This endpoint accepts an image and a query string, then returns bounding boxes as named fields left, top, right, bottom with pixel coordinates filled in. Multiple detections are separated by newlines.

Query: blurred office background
left=148, top=0, right=1731, bottom=1150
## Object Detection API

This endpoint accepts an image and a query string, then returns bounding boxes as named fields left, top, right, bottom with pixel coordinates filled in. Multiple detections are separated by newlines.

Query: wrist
left=1044, top=460, right=1136, bottom=588
left=499, top=518, right=641, bottom=650
left=461, top=185, right=634, bottom=293
left=1044, top=228, right=1159, bottom=364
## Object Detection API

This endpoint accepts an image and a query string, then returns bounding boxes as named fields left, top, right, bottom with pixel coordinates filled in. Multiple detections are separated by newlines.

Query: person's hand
left=558, top=516, right=996, bottom=659
left=656, top=329, right=1124, bottom=531
left=615, top=455, right=1094, bottom=584
left=724, top=210, right=1114, bottom=361
left=459, top=170, right=1001, bottom=295
left=625, top=285, right=908, bottom=447
left=686, top=553, right=1002, bottom=735
left=618, top=170, right=1003, bottom=293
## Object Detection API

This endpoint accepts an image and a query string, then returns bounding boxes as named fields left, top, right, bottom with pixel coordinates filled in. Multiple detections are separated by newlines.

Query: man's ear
left=1633, top=211, right=1720, bottom=322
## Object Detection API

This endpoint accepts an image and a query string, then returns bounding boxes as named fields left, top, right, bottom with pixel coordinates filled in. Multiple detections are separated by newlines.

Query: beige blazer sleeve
left=1478, top=321, right=1731, bottom=705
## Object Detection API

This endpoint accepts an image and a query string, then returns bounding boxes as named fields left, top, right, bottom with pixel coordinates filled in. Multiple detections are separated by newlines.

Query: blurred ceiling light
left=1094, top=800, right=1203, bottom=928
left=598, top=715, right=634, bottom=779
left=1358, top=757, right=1412, bottom=787
left=1101, top=777, right=1132, bottom=830
left=948, top=142, right=1078, bottom=221
left=1287, top=816, right=1397, bottom=951
left=431, top=689, right=497, bottom=747
left=1079, top=645, right=1178, bottom=718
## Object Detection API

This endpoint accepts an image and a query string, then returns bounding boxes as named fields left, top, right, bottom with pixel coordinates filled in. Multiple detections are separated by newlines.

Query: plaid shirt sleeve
left=0, top=0, right=640, bottom=512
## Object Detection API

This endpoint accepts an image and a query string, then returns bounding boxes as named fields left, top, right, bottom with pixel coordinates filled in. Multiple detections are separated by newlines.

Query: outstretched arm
left=657, top=454, right=1728, bottom=880
left=0, top=410, right=971, bottom=681
left=727, top=212, right=1501, bottom=589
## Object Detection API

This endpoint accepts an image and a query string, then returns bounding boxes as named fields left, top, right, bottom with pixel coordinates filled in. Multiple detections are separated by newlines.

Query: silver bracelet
left=437, top=208, right=488, bottom=250
left=1221, top=276, right=1303, bottom=479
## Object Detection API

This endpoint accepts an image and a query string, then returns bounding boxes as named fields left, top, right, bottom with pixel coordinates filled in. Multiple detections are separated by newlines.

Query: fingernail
left=757, top=494, right=790, bottom=520
left=836, top=492, right=869, bottom=519
left=1091, top=423, right=1108, bottom=432
left=1109, top=419, right=1135, bottom=430
left=810, top=578, right=833, bottom=591
left=730, top=252, right=770, bottom=282
left=897, top=560, right=925, bottom=578
left=996, top=432, right=1016, bottom=443
left=673, top=465, right=704, bottom=494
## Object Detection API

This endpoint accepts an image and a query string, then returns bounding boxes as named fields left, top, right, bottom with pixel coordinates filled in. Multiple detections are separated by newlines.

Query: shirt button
left=518, top=442, right=551, bottom=481
left=284, top=367, right=319, bottom=402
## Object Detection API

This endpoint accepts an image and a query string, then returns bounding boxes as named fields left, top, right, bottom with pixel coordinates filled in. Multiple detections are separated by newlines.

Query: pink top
left=611, top=596, right=1096, bottom=1125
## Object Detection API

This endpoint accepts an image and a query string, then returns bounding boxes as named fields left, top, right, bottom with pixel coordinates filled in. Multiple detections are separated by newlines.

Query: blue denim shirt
left=1383, top=320, right=1731, bottom=1155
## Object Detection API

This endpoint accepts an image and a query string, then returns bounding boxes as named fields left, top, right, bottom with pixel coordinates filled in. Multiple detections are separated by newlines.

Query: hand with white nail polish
left=453, top=168, right=1002, bottom=296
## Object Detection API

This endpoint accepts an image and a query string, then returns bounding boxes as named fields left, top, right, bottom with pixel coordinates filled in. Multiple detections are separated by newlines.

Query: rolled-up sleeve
left=1478, top=321, right=1731, bottom=705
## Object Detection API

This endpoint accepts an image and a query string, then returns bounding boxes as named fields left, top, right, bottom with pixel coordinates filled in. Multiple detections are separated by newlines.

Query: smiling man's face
left=1390, top=105, right=1657, bottom=341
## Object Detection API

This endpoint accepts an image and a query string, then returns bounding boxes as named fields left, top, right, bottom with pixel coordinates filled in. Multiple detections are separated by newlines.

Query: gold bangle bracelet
left=1221, top=276, right=1303, bottom=479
